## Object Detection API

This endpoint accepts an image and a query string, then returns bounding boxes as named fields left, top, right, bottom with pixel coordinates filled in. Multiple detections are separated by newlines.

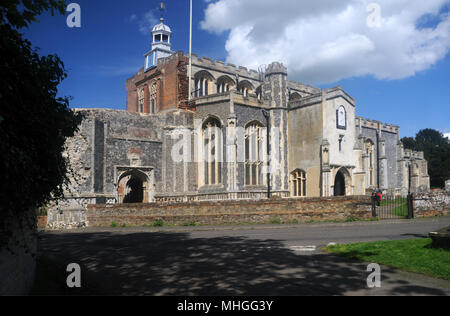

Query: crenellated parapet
left=189, top=53, right=261, bottom=81
left=265, top=62, right=287, bottom=77
left=356, top=116, right=400, bottom=134
left=403, top=149, right=425, bottom=160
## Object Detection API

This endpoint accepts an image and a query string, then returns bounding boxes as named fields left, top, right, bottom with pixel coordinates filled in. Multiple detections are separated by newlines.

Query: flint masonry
left=57, top=16, right=430, bottom=211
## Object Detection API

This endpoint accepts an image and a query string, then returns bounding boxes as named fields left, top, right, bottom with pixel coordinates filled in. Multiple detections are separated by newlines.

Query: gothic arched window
left=337, top=105, right=347, bottom=130
left=238, top=80, right=254, bottom=97
left=138, top=87, right=145, bottom=113
left=150, top=82, right=157, bottom=114
left=202, top=118, right=222, bottom=186
left=291, top=169, right=307, bottom=197
left=256, top=86, right=263, bottom=101
left=364, top=140, right=375, bottom=186
left=194, top=71, right=214, bottom=97
left=217, top=76, right=235, bottom=94
left=245, top=122, right=264, bottom=186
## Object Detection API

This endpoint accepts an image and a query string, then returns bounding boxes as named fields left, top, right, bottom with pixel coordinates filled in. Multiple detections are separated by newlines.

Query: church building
left=59, top=15, right=430, bottom=210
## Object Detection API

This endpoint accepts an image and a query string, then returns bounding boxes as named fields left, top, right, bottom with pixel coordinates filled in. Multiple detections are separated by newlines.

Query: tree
left=0, top=0, right=81, bottom=219
left=400, top=137, right=416, bottom=151
left=401, top=129, right=450, bottom=188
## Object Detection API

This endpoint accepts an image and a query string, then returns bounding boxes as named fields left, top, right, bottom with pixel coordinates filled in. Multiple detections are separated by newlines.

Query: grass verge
left=325, top=238, right=450, bottom=280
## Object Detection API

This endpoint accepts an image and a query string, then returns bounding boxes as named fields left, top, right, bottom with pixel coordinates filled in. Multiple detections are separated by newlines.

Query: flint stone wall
left=47, top=209, right=89, bottom=230
left=414, top=190, right=450, bottom=217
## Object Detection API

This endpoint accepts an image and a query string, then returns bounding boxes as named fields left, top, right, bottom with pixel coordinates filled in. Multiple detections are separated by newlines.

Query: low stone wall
left=414, top=190, right=450, bottom=218
left=0, top=209, right=37, bottom=295
left=87, top=196, right=372, bottom=227
left=47, top=209, right=88, bottom=230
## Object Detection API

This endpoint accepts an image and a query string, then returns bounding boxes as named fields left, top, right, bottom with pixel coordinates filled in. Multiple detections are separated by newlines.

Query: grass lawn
left=325, top=238, right=450, bottom=281
left=380, top=198, right=408, bottom=217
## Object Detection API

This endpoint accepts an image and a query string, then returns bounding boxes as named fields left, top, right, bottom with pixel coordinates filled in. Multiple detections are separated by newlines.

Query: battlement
left=356, top=116, right=399, bottom=133
left=265, top=62, right=287, bottom=76
left=189, top=53, right=261, bottom=80
left=404, top=149, right=425, bottom=160
left=157, top=51, right=186, bottom=66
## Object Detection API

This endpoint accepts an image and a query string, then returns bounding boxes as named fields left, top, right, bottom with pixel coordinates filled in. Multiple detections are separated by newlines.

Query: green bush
left=152, top=220, right=164, bottom=227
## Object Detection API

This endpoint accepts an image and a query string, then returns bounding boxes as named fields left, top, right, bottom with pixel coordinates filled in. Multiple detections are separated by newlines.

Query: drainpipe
left=262, top=109, right=271, bottom=199
left=376, top=128, right=380, bottom=189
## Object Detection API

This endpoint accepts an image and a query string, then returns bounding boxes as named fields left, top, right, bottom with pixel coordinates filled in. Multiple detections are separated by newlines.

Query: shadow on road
left=31, top=231, right=448, bottom=296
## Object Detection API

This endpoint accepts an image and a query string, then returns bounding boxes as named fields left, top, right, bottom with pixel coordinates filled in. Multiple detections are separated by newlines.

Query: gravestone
left=429, top=227, right=450, bottom=249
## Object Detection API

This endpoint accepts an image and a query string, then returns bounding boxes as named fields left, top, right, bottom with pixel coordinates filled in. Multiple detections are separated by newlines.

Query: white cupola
left=145, top=17, right=173, bottom=70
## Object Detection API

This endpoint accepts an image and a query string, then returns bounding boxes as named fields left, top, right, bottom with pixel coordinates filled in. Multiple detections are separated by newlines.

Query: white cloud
left=445, top=133, right=450, bottom=139
left=129, top=10, right=158, bottom=35
left=201, top=0, right=450, bottom=84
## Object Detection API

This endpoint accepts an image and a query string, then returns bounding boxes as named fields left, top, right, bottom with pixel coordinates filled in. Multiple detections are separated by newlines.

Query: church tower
left=144, top=4, right=173, bottom=70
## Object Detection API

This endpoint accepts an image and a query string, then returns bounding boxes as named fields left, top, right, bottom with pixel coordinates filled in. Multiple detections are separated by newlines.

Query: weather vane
left=159, top=2, right=166, bottom=20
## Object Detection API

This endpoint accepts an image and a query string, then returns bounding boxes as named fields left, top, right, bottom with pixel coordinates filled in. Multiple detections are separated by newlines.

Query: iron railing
left=372, top=193, right=414, bottom=219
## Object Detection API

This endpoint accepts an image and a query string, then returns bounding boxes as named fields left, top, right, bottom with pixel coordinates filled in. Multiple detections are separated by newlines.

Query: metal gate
left=372, top=193, right=414, bottom=219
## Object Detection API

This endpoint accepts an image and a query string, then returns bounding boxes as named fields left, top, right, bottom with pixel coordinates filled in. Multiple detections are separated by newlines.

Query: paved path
left=34, top=218, right=450, bottom=296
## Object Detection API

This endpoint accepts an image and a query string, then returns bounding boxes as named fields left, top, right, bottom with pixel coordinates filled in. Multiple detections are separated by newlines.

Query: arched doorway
left=117, top=169, right=150, bottom=204
left=123, top=176, right=144, bottom=203
left=334, top=170, right=346, bottom=196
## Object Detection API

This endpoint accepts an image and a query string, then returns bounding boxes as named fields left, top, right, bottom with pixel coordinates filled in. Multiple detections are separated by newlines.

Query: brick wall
left=87, top=196, right=372, bottom=227
left=126, top=52, right=189, bottom=114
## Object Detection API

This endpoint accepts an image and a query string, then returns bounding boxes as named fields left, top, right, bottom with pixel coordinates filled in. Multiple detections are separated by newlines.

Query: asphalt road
left=33, top=217, right=450, bottom=296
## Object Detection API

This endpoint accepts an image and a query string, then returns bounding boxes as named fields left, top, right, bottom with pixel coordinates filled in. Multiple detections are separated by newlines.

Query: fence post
left=407, top=193, right=414, bottom=219
left=371, top=194, right=377, bottom=218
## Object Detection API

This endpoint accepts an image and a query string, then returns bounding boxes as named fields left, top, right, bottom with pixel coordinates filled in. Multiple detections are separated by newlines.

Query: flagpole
left=188, top=0, right=193, bottom=102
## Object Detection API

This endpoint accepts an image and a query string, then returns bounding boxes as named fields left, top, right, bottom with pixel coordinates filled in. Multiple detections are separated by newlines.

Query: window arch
left=217, top=75, right=235, bottom=94
left=289, top=92, right=302, bottom=101
left=256, top=86, right=263, bottom=101
left=291, top=169, right=307, bottom=197
left=245, top=122, right=265, bottom=186
left=364, top=140, right=375, bottom=186
left=138, top=87, right=145, bottom=113
left=237, top=80, right=254, bottom=97
left=149, top=82, right=157, bottom=114
left=202, top=117, right=223, bottom=186
left=337, top=105, right=347, bottom=129
left=194, top=71, right=214, bottom=97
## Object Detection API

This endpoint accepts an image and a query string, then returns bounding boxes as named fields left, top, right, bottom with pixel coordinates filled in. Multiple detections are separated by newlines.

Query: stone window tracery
left=291, top=169, right=307, bottom=197
left=138, top=87, right=145, bottom=113
left=194, top=71, right=214, bottom=98
left=202, top=118, right=222, bottom=186
left=245, top=123, right=264, bottom=186
left=150, top=82, right=157, bottom=114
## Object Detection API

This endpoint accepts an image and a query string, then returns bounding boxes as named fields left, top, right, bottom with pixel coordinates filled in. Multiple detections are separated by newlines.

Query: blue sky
left=23, top=0, right=450, bottom=138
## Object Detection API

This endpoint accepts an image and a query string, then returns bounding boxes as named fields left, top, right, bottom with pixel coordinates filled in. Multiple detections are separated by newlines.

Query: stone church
left=60, top=17, right=430, bottom=210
